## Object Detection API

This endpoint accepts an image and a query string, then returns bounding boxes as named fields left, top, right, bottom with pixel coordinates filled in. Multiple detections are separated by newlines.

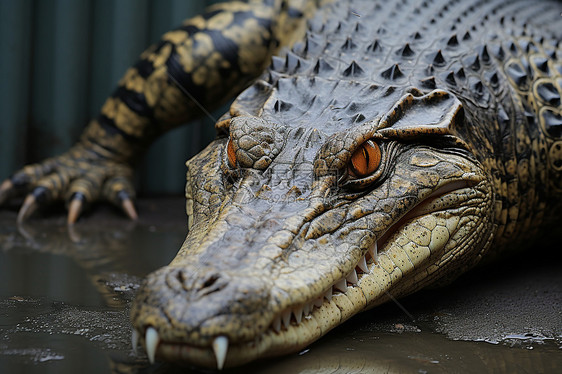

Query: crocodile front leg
left=0, top=0, right=309, bottom=224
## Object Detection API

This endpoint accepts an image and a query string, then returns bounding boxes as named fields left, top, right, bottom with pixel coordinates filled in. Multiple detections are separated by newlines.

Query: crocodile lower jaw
left=134, top=180, right=472, bottom=369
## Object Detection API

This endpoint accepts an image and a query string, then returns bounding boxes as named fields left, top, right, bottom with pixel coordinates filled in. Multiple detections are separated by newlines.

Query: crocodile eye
left=226, top=138, right=237, bottom=168
left=349, top=140, right=381, bottom=178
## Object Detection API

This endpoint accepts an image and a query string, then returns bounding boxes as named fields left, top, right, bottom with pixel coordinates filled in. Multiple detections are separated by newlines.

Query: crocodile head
left=130, top=80, right=495, bottom=368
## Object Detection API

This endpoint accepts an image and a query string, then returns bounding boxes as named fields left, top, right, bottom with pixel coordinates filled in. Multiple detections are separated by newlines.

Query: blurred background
left=0, top=0, right=227, bottom=195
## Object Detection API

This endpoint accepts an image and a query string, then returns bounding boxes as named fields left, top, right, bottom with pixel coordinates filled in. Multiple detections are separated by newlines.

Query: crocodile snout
left=131, top=264, right=273, bottom=347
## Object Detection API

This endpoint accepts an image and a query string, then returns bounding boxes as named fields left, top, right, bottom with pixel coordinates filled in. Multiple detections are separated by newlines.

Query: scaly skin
left=3, top=0, right=562, bottom=370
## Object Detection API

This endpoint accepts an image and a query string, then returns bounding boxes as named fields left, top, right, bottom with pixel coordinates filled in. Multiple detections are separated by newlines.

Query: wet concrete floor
left=0, top=197, right=561, bottom=373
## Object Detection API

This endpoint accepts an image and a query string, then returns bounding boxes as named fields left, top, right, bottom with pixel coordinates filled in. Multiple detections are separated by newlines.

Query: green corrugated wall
left=0, top=0, right=226, bottom=195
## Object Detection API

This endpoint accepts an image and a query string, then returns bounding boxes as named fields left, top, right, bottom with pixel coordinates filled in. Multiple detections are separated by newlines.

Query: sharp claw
left=67, top=198, right=83, bottom=225
left=67, top=193, right=85, bottom=225
left=0, top=179, right=14, bottom=205
left=17, top=195, right=37, bottom=223
left=122, top=198, right=138, bottom=220
left=17, top=186, right=50, bottom=223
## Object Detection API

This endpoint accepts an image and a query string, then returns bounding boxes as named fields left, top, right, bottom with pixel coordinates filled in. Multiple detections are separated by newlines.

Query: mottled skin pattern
left=2, top=0, right=562, bottom=370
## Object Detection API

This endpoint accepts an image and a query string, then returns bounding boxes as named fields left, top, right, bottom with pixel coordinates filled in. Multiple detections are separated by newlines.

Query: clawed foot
left=0, top=146, right=138, bottom=224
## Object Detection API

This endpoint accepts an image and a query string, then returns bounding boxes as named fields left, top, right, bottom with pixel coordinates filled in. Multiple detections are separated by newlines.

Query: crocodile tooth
left=324, top=288, right=333, bottom=301
left=272, top=316, right=281, bottom=333
left=303, top=302, right=311, bottom=316
left=314, top=297, right=323, bottom=307
left=346, top=269, right=358, bottom=285
left=282, top=309, right=291, bottom=329
left=334, top=279, right=347, bottom=293
left=369, top=241, right=378, bottom=261
left=145, top=327, right=159, bottom=364
left=357, top=255, right=369, bottom=273
left=309, top=301, right=316, bottom=312
left=212, top=336, right=228, bottom=370
left=293, top=306, right=303, bottom=324
left=132, top=329, right=139, bottom=351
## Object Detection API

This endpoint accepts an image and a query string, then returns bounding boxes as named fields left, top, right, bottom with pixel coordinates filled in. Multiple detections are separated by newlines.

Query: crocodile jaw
left=131, top=150, right=494, bottom=368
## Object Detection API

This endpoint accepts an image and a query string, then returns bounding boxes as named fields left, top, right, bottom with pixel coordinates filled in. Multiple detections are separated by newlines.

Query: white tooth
left=272, top=316, right=281, bottom=333
left=369, top=241, right=378, bottom=261
left=303, top=303, right=311, bottom=315
left=293, top=306, right=303, bottom=324
left=334, top=279, right=347, bottom=293
left=357, top=255, right=369, bottom=273
left=324, top=288, right=333, bottom=301
left=145, top=327, right=159, bottom=364
left=314, top=297, right=323, bottom=307
left=212, top=336, right=228, bottom=370
left=132, top=329, right=139, bottom=352
left=346, top=269, right=358, bottom=285
left=282, top=309, right=291, bottom=329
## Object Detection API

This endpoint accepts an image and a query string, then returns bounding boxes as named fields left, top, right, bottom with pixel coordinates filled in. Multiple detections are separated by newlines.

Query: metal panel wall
left=0, top=0, right=224, bottom=195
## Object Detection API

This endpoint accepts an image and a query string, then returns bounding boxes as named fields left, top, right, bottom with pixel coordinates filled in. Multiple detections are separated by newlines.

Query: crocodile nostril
left=197, top=273, right=226, bottom=296
left=202, top=275, right=219, bottom=289
left=167, top=267, right=229, bottom=296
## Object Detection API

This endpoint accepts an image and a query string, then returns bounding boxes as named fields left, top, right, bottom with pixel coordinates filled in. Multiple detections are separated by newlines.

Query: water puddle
left=0, top=198, right=560, bottom=373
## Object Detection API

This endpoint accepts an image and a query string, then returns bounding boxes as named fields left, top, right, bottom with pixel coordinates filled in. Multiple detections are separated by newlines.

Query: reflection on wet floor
left=0, top=198, right=561, bottom=373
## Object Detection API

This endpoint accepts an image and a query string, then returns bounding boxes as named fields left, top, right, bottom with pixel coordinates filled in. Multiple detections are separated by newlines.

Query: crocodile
left=1, top=0, right=562, bottom=370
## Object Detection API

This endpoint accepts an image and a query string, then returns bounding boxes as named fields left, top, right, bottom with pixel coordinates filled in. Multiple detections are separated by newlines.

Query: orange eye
left=226, top=138, right=237, bottom=168
left=349, top=140, right=381, bottom=178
